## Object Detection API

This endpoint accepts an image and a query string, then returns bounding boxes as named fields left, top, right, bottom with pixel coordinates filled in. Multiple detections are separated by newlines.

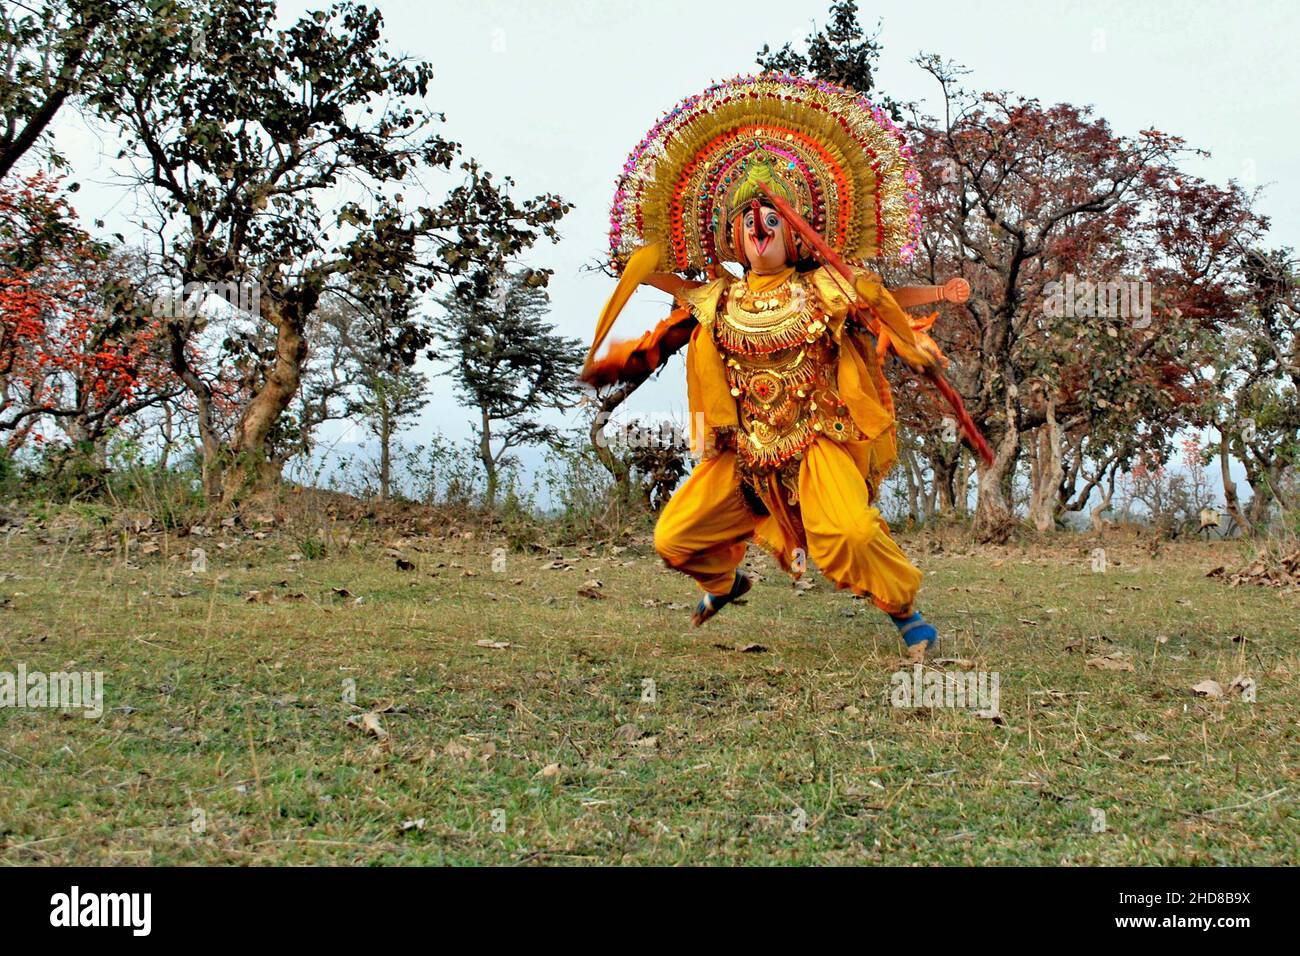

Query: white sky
left=46, top=0, right=1300, bottom=491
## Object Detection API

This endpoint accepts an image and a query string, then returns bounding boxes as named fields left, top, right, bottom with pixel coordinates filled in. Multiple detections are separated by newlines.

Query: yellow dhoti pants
left=654, top=438, right=922, bottom=614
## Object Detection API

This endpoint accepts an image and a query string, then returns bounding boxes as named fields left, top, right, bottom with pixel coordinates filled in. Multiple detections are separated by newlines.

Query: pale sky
left=46, top=0, right=1300, bottom=491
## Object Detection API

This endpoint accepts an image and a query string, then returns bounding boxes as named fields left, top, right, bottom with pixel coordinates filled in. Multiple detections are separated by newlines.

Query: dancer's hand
left=580, top=350, right=651, bottom=388
left=942, top=277, right=970, bottom=303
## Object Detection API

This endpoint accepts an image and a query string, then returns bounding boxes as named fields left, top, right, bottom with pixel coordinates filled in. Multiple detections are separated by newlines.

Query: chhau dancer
left=582, top=74, right=990, bottom=661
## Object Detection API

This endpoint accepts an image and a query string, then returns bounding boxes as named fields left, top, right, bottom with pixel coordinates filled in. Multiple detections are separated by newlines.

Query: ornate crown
left=609, top=73, right=922, bottom=274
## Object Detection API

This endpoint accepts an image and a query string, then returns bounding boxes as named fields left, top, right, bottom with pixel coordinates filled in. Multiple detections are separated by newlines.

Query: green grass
left=0, top=521, right=1296, bottom=865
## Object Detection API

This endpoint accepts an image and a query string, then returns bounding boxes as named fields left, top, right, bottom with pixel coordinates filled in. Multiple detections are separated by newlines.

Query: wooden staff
left=758, top=183, right=994, bottom=467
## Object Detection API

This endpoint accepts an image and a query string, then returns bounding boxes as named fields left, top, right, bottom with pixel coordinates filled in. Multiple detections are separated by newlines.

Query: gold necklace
left=717, top=276, right=824, bottom=354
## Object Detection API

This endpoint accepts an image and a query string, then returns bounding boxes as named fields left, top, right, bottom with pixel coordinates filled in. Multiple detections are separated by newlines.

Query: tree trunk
left=956, top=449, right=971, bottom=516
left=479, top=405, right=497, bottom=510
left=223, top=297, right=310, bottom=503
left=973, top=389, right=1020, bottom=541
left=1246, top=488, right=1271, bottom=528
left=1027, top=399, right=1063, bottom=532
left=589, top=383, right=636, bottom=500
left=922, top=466, right=939, bottom=521
left=1090, top=473, right=1115, bottom=532
left=159, top=402, right=173, bottom=470
left=379, top=398, right=392, bottom=502
left=974, top=456, right=1015, bottom=540
left=1266, top=460, right=1293, bottom=513
left=166, top=320, right=223, bottom=500
left=1243, top=458, right=1291, bottom=530
left=929, top=440, right=959, bottom=515
left=58, top=412, right=110, bottom=470
left=899, top=442, right=921, bottom=525
left=1218, top=429, right=1250, bottom=538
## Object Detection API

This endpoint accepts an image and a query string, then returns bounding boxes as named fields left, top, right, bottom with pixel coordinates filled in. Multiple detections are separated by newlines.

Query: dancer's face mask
left=740, top=200, right=791, bottom=274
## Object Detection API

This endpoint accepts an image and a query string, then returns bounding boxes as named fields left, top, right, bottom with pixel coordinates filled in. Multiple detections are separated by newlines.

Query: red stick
left=758, top=184, right=994, bottom=467
left=927, top=365, right=995, bottom=467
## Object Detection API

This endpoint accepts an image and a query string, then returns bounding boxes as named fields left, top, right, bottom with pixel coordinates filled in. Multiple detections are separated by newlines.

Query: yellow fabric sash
left=585, top=243, right=663, bottom=366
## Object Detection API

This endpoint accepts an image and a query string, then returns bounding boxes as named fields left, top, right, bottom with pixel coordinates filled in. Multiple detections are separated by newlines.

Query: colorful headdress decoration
left=725, top=160, right=800, bottom=219
left=609, top=73, right=922, bottom=274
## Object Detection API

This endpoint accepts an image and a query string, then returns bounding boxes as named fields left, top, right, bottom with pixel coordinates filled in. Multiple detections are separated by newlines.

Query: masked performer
left=581, top=75, right=976, bottom=662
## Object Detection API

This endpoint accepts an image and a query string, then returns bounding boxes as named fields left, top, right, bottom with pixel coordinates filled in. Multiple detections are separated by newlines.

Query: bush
left=540, top=440, right=649, bottom=545
left=103, top=440, right=206, bottom=530
left=0, top=446, right=17, bottom=498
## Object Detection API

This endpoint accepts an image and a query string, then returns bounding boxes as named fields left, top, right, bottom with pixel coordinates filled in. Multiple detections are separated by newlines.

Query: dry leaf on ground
left=346, top=711, right=387, bottom=739
left=1087, top=655, right=1134, bottom=672
left=1191, top=679, right=1224, bottom=699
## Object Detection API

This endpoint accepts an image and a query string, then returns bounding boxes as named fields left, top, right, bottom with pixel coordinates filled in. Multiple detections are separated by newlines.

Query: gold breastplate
left=716, top=275, right=862, bottom=477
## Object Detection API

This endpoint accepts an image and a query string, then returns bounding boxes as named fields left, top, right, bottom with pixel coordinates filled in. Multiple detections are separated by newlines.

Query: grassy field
left=0, top=511, right=1296, bottom=865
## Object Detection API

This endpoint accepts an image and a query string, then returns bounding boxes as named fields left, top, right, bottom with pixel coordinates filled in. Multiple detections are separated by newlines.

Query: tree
left=0, top=0, right=138, bottom=181
left=0, top=172, right=173, bottom=458
left=329, top=298, right=429, bottom=501
left=435, top=271, right=583, bottom=509
left=756, top=0, right=899, bottom=118
left=88, top=0, right=569, bottom=502
left=1210, top=248, right=1299, bottom=532
left=904, top=56, right=1216, bottom=538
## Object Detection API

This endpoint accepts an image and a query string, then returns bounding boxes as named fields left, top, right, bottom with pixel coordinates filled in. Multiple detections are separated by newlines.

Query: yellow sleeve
left=686, top=322, right=738, bottom=455
left=678, top=276, right=738, bottom=456
left=808, top=266, right=936, bottom=371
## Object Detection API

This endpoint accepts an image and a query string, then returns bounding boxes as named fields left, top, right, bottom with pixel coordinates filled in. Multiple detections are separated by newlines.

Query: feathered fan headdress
left=608, top=73, right=922, bottom=274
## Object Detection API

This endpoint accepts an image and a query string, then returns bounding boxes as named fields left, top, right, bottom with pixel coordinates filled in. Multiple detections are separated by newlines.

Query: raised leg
left=798, top=439, right=936, bottom=656
left=654, top=450, right=757, bottom=623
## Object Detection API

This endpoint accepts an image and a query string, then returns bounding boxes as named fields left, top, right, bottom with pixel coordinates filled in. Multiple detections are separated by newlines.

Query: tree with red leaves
left=0, top=173, right=174, bottom=465
left=896, top=56, right=1263, bottom=537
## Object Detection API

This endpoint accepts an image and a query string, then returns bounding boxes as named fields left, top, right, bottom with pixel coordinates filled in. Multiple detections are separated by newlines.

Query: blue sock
left=889, top=609, right=937, bottom=647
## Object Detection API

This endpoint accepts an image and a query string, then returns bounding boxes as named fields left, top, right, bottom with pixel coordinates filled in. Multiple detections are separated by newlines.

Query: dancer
left=581, top=74, right=980, bottom=661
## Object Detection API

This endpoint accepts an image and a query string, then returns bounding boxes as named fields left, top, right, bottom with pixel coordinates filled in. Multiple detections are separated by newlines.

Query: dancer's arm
left=849, top=272, right=938, bottom=372
left=579, top=307, right=698, bottom=388
left=889, top=278, right=970, bottom=308
left=845, top=272, right=968, bottom=371
left=642, top=272, right=705, bottom=297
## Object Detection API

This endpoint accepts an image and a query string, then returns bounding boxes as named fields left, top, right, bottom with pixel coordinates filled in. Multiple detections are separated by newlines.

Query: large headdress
left=608, top=73, right=921, bottom=275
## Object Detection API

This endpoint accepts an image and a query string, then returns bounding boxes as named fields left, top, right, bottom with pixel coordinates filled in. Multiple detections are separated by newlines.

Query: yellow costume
left=656, top=262, right=928, bottom=612
left=584, top=74, right=955, bottom=641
